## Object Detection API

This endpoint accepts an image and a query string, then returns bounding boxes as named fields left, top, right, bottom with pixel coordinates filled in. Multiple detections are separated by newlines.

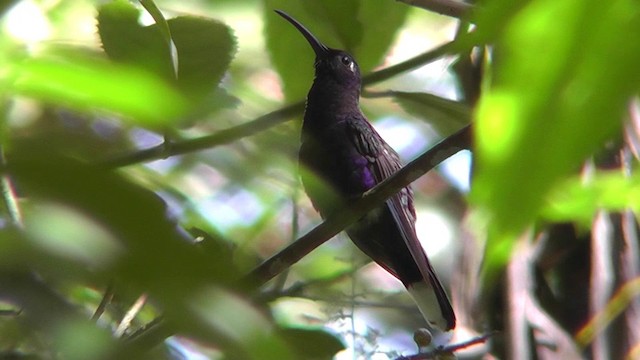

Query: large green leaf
left=470, top=0, right=640, bottom=279
left=167, top=16, right=236, bottom=102
left=97, top=0, right=174, bottom=80
left=2, top=50, right=188, bottom=128
left=98, top=1, right=237, bottom=106
left=264, top=0, right=408, bottom=100
left=542, top=171, right=640, bottom=224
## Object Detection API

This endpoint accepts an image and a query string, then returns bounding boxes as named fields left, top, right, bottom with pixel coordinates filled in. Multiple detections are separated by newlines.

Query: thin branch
left=397, top=0, right=474, bottom=19
left=102, top=41, right=458, bottom=168
left=92, top=283, right=115, bottom=321
left=102, top=102, right=304, bottom=167
left=396, top=331, right=497, bottom=360
left=244, top=124, right=471, bottom=286
left=0, top=146, right=24, bottom=228
left=115, top=293, right=148, bottom=337
left=297, top=295, right=418, bottom=312
left=362, top=41, right=454, bottom=86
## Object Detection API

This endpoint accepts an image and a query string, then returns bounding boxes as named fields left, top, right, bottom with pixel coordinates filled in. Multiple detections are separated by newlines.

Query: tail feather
left=407, top=280, right=456, bottom=331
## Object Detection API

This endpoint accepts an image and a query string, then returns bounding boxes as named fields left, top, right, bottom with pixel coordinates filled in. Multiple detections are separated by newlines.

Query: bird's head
left=275, top=10, right=361, bottom=88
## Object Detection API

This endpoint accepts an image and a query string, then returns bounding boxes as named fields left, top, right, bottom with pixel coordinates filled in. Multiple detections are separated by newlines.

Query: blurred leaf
left=264, top=0, right=408, bottom=100
left=5, top=142, right=240, bottom=309
left=542, top=171, right=640, bottom=224
left=139, top=0, right=179, bottom=76
left=296, top=244, right=353, bottom=280
left=54, top=319, right=113, bottom=360
left=24, top=203, right=123, bottom=269
left=279, top=327, right=345, bottom=360
left=471, top=0, right=640, bottom=278
left=2, top=50, right=189, bottom=128
left=0, top=0, right=19, bottom=17
left=3, top=143, right=306, bottom=357
left=465, top=0, right=532, bottom=46
left=191, top=286, right=295, bottom=360
left=97, top=0, right=174, bottom=79
left=167, top=16, right=236, bottom=102
left=98, top=1, right=237, bottom=107
left=356, top=0, right=409, bottom=71
left=391, top=91, right=471, bottom=135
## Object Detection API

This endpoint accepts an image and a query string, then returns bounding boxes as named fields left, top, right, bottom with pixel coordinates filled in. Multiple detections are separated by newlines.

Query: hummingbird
left=275, top=10, right=456, bottom=331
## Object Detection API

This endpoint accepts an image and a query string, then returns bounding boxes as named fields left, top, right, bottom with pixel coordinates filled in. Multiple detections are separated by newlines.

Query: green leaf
left=97, top=0, right=174, bottom=81
left=5, top=143, right=238, bottom=307
left=167, top=16, right=236, bottom=101
left=98, top=1, right=237, bottom=105
left=470, top=0, right=640, bottom=280
left=279, top=327, right=345, bottom=360
left=391, top=91, right=471, bottom=135
left=542, top=171, right=640, bottom=224
left=264, top=0, right=408, bottom=100
left=2, top=50, right=189, bottom=128
left=190, top=287, right=295, bottom=360
left=139, top=0, right=179, bottom=76
left=356, top=0, right=409, bottom=72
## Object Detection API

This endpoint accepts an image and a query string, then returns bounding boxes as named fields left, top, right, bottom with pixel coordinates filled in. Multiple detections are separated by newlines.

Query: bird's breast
left=299, top=122, right=376, bottom=216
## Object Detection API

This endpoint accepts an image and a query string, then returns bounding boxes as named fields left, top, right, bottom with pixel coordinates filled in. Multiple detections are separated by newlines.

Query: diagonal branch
left=102, top=102, right=304, bottom=168
left=102, top=41, right=458, bottom=168
left=244, top=124, right=471, bottom=286
left=123, top=125, right=471, bottom=352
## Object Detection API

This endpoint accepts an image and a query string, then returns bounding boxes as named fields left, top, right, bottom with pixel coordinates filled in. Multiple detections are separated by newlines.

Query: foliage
left=0, top=0, right=639, bottom=359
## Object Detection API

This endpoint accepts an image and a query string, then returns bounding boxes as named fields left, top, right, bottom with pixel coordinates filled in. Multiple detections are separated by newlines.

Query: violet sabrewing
left=275, top=10, right=456, bottom=331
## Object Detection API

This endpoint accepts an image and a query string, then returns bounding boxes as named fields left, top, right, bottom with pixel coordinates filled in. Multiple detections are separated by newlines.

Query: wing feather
left=347, top=117, right=456, bottom=330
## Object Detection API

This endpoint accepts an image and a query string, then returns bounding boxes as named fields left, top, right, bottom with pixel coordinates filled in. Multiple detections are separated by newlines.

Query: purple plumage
left=276, top=10, right=456, bottom=331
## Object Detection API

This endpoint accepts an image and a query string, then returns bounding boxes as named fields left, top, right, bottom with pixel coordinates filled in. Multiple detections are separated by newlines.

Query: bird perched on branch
left=275, top=10, right=455, bottom=331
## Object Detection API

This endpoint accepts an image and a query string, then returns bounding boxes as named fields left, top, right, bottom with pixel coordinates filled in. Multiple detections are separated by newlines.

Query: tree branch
left=102, top=102, right=304, bottom=168
left=362, top=41, right=454, bottom=86
left=396, top=331, right=497, bottom=360
left=244, top=124, right=471, bottom=286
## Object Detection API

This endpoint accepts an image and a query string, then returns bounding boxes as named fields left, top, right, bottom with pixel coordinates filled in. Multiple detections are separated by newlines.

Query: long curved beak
left=275, top=10, right=330, bottom=59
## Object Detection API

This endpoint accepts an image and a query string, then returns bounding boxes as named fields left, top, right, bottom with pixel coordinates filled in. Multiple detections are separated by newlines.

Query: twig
left=362, top=41, right=454, bottom=86
left=244, top=124, right=471, bottom=286
left=102, top=102, right=304, bottom=167
left=396, top=331, right=497, bottom=360
left=92, top=283, right=115, bottom=321
left=115, top=293, right=148, bottom=337
left=0, top=146, right=23, bottom=228
left=396, top=0, right=474, bottom=19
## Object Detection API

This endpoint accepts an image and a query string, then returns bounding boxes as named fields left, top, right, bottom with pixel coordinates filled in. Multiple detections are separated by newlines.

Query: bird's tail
left=407, top=278, right=456, bottom=331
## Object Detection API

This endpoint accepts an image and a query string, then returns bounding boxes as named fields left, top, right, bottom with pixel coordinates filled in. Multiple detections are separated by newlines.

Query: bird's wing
left=347, top=118, right=456, bottom=330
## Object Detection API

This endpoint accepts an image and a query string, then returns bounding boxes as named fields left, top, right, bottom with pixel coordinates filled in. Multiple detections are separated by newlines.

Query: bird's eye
left=340, top=55, right=355, bottom=72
